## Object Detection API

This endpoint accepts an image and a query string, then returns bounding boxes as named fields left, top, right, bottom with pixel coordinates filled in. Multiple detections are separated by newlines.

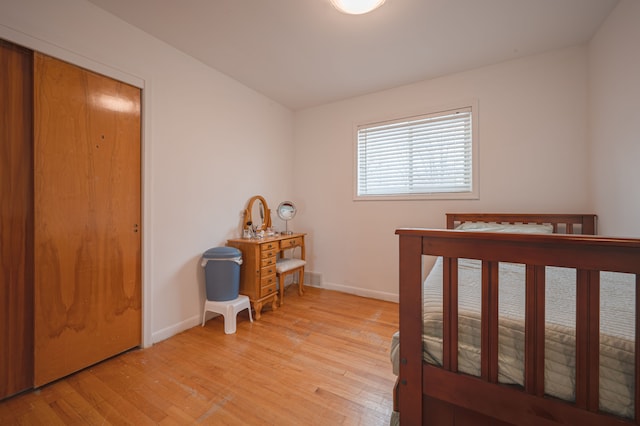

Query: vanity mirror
left=277, top=201, right=297, bottom=235
left=243, top=195, right=271, bottom=233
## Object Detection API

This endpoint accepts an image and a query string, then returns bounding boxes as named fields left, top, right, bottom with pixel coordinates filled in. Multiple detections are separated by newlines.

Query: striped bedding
left=391, top=257, right=635, bottom=418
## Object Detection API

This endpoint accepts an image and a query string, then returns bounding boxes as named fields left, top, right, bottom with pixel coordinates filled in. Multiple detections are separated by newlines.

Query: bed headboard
left=446, top=213, right=597, bottom=235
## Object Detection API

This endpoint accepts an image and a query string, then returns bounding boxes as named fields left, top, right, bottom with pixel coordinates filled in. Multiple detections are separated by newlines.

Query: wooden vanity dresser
left=227, top=233, right=305, bottom=319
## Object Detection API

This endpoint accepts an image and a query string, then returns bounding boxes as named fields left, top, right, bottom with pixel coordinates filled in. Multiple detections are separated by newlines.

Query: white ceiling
left=86, top=0, right=619, bottom=110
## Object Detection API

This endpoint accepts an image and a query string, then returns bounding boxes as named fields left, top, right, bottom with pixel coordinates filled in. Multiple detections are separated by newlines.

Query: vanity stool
left=276, top=258, right=306, bottom=305
left=201, top=294, right=253, bottom=334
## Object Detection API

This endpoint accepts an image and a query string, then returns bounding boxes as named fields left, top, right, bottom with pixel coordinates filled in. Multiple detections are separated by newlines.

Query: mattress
left=390, top=257, right=636, bottom=418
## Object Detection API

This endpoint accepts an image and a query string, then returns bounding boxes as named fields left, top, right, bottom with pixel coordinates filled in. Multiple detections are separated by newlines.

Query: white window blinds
left=356, top=106, right=474, bottom=198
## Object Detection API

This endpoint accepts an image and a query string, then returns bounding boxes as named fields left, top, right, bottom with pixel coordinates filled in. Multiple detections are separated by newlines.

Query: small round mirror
left=277, top=201, right=296, bottom=234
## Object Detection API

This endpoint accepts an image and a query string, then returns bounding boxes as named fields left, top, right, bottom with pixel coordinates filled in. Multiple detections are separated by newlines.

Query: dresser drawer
left=261, top=264, right=276, bottom=276
left=260, top=282, right=277, bottom=298
left=261, top=273, right=276, bottom=287
left=261, top=248, right=278, bottom=259
left=261, top=241, right=279, bottom=251
left=261, top=256, right=276, bottom=268
left=280, top=236, right=303, bottom=249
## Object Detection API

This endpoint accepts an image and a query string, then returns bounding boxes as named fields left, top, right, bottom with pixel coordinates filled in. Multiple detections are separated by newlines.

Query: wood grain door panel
left=0, top=40, right=34, bottom=400
left=33, top=53, right=141, bottom=386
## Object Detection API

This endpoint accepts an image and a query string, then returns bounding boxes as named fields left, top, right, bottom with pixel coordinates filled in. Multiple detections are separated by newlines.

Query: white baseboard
left=306, top=282, right=398, bottom=303
left=152, top=314, right=202, bottom=344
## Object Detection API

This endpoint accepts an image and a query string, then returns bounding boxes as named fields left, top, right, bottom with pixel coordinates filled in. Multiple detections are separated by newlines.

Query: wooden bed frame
left=395, top=213, right=640, bottom=425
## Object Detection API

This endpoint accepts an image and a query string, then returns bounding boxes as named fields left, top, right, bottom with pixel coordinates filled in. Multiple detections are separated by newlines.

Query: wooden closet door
left=0, top=40, right=34, bottom=399
left=33, top=53, right=141, bottom=386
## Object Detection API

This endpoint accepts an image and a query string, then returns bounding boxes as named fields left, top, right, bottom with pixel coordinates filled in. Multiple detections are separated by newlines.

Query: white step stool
left=201, top=294, right=253, bottom=334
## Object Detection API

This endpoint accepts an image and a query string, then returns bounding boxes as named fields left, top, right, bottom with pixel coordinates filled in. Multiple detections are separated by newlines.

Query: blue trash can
left=201, top=247, right=243, bottom=301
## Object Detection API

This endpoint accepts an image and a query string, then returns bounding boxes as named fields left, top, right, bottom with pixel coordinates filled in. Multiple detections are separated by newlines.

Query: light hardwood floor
left=0, top=287, right=399, bottom=425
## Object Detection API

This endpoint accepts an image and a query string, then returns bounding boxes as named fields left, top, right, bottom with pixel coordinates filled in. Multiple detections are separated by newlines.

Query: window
left=355, top=104, right=478, bottom=200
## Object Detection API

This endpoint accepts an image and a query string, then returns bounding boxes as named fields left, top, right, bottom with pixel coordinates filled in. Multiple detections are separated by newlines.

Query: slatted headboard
left=446, top=213, right=597, bottom=235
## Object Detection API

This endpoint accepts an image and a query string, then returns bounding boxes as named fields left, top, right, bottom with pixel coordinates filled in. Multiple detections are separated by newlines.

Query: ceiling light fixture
left=330, top=0, right=386, bottom=15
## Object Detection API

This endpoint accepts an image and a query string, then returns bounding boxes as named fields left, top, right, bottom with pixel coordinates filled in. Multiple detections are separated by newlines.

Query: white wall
left=0, top=0, right=294, bottom=344
left=294, top=47, right=591, bottom=301
left=588, top=0, right=640, bottom=237
left=4, top=0, right=633, bottom=340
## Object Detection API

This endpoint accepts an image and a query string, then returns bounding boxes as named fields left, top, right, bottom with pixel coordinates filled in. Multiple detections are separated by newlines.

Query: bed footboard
left=395, top=214, right=640, bottom=426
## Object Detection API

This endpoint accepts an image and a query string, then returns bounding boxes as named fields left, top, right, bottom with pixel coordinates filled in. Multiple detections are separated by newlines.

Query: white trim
left=305, top=282, right=399, bottom=303
left=152, top=314, right=202, bottom=344
left=354, top=191, right=478, bottom=202
left=0, top=23, right=143, bottom=88
left=141, top=83, right=153, bottom=349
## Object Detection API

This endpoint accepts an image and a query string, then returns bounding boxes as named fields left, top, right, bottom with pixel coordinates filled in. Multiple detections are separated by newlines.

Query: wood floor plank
left=89, top=359, right=168, bottom=423
left=41, top=381, right=114, bottom=425
left=0, top=288, right=398, bottom=425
